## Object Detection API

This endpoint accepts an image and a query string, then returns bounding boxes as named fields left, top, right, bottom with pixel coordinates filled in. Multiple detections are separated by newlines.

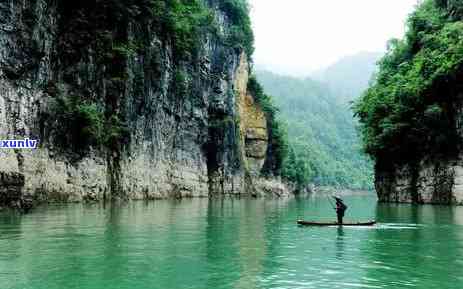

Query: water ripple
left=0, top=197, right=462, bottom=289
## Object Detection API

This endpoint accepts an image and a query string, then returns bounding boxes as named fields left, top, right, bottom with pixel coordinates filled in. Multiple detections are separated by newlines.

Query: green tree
left=354, top=0, right=463, bottom=164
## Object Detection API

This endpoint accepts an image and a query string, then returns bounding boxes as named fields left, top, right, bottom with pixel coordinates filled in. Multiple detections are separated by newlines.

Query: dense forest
left=354, top=0, right=463, bottom=165
left=257, top=54, right=378, bottom=190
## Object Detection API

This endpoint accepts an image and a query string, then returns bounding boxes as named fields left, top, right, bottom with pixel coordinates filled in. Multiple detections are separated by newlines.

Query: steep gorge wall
left=376, top=158, right=463, bottom=205
left=375, top=91, right=463, bottom=205
left=374, top=86, right=463, bottom=206
left=354, top=0, right=463, bottom=205
left=0, top=0, right=283, bottom=206
left=372, top=76, right=463, bottom=206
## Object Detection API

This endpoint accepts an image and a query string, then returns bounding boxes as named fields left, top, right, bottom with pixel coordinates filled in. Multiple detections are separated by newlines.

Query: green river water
left=0, top=195, right=462, bottom=289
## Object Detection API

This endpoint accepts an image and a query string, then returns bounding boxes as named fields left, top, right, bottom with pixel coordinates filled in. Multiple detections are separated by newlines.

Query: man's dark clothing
left=335, top=198, right=347, bottom=224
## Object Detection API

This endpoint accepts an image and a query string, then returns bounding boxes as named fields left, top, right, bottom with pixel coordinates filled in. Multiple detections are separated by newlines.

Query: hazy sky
left=250, top=0, right=419, bottom=76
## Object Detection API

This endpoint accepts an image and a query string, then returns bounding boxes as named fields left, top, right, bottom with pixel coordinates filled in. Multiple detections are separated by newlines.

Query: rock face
left=354, top=2, right=463, bottom=206
left=376, top=158, right=463, bottom=205
left=235, top=55, right=268, bottom=176
left=0, top=171, right=25, bottom=209
left=374, top=93, right=463, bottom=206
left=0, top=0, right=285, bottom=204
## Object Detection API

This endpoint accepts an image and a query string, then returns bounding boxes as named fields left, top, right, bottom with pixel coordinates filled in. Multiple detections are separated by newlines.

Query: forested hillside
left=256, top=70, right=373, bottom=190
left=312, top=52, right=382, bottom=103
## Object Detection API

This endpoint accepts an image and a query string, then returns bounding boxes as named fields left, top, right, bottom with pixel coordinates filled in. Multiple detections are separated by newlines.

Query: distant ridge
left=311, top=51, right=382, bottom=102
left=255, top=70, right=374, bottom=190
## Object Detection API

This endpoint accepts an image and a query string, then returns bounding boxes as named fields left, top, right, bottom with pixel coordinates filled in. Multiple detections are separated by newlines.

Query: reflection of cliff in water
left=0, top=212, right=22, bottom=277
left=234, top=201, right=266, bottom=289
left=205, top=199, right=242, bottom=289
left=205, top=198, right=291, bottom=289
left=360, top=203, right=463, bottom=288
left=142, top=199, right=209, bottom=288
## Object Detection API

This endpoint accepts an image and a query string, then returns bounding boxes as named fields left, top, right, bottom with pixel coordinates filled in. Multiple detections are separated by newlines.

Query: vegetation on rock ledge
left=354, top=0, right=463, bottom=164
left=151, top=0, right=254, bottom=60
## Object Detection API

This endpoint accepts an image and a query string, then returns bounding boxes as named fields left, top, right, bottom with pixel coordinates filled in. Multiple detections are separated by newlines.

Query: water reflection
left=234, top=201, right=266, bottom=289
left=0, top=212, right=22, bottom=285
left=205, top=198, right=241, bottom=289
left=360, top=202, right=463, bottom=289
left=1, top=197, right=463, bottom=289
left=102, top=203, right=127, bottom=288
left=335, top=227, right=345, bottom=260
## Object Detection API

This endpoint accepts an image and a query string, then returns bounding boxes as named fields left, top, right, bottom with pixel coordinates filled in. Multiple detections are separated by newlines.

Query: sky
left=250, top=0, right=419, bottom=77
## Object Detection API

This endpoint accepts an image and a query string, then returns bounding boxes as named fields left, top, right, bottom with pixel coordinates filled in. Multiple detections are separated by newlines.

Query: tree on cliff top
left=354, top=0, right=463, bottom=164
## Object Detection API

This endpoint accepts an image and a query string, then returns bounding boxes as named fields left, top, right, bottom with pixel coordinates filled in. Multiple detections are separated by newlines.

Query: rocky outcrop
left=253, top=177, right=295, bottom=197
left=0, top=0, right=286, bottom=205
left=374, top=93, right=463, bottom=206
left=376, top=158, right=463, bottom=205
left=235, top=54, right=268, bottom=176
left=0, top=171, right=25, bottom=209
left=354, top=1, right=463, bottom=206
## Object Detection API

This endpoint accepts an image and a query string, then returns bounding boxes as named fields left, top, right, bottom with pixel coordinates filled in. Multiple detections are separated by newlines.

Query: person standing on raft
left=333, top=197, right=347, bottom=224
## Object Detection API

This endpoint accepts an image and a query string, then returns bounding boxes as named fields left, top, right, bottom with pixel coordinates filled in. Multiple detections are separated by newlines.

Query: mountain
left=312, top=52, right=382, bottom=103
left=256, top=70, right=373, bottom=190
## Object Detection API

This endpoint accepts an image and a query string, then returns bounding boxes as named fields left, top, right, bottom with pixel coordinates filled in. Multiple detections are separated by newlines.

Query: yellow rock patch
left=234, top=53, right=268, bottom=175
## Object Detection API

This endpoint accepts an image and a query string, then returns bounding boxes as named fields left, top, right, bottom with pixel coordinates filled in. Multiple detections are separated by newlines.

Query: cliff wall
left=376, top=158, right=463, bottom=205
left=0, top=0, right=286, bottom=206
left=355, top=0, right=463, bottom=205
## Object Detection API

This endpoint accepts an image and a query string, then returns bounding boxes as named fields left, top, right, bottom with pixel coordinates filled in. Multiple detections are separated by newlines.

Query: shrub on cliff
left=150, top=0, right=254, bottom=60
left=48, top=96, right=104, bottom=153
left=152, top=0, right=216, bottom=59
left=46, top=94, right=129, bottom=156
left=219, top=0, right=255, bottom=58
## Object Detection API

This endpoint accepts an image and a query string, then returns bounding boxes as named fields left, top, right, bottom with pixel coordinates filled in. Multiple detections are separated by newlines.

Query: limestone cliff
left=355, top=0, right=463, bottom=205
left=235, top=54, right=268, bottom=176
left=375, top=158, right=463, bottom=205
left=0, top=0, right=287, bottom=207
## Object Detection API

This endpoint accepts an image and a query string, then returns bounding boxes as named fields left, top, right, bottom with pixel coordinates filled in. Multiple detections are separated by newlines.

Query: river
left=0, top=195, right=462, bottom=289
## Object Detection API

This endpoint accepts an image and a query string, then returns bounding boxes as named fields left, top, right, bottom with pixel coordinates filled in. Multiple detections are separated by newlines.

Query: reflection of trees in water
left=0, top=211, right=22, bottom=243
left=57, top=204, right=100, bottom=288
left=359, top=203, right=463, bottom=288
